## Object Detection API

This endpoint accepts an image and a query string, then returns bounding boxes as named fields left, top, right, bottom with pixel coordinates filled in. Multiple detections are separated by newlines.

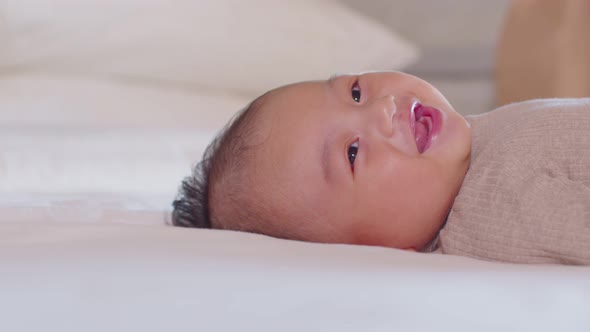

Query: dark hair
left=171, top=96, right=267, bottom=230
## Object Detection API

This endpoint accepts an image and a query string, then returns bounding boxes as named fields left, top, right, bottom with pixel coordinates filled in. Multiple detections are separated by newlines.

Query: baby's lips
left=393, top=96, right=420, bottom=148
left=413, top=104, right=444, bottom=153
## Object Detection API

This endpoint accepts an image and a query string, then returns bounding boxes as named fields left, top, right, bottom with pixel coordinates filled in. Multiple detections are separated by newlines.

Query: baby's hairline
left=206, top=90, right=280, bottom=231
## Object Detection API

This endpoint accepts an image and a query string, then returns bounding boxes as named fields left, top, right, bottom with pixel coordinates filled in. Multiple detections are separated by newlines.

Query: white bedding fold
left=0, top=128, right=213, bottom=195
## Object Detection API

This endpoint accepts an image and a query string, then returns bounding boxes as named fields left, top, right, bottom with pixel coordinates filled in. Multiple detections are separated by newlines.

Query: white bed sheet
left=1, top=222, right=589, bottom=332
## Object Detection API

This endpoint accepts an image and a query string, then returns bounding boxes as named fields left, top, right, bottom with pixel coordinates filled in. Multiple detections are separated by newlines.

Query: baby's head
left=173, top=71, right=471, bottom=251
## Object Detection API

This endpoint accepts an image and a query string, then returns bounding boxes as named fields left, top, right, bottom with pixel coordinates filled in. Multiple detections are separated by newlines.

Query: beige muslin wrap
left=438, top=98, right=590, bottom=264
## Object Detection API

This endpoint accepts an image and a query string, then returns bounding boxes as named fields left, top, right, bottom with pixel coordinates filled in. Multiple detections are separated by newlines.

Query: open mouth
left=411, top=102, right=441, bottom=153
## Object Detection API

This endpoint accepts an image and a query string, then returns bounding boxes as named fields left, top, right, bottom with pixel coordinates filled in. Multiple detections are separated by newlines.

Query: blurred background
left=343, top=0, right=511, bottom=116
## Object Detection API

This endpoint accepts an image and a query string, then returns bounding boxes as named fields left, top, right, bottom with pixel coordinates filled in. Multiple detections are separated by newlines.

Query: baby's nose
left=369, top=94, right=396, bottom=137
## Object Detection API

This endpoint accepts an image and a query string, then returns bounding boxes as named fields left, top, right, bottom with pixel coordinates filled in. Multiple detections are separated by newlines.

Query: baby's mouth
left=412, top=102, right=440, bottom=153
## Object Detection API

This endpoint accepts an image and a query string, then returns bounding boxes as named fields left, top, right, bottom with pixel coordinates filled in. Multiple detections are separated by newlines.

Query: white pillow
left=0, top=0, right=418, bottom=96
left=0, top=74, right=250, bottom=130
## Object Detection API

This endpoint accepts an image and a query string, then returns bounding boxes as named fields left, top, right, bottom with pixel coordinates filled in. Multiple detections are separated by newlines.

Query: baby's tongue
left=415, top=121, right=429, bottom=153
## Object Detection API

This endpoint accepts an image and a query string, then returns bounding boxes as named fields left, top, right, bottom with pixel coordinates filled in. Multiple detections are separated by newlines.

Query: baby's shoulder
left=468, top=98, right=590, bottom=157
left=466, top=98, right=590, bottom=185
left=468, top=98, right=590, bottom=128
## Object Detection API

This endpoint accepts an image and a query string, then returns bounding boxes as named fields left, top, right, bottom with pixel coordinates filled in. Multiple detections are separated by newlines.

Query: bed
left=1, top=1, right=589, bottom=331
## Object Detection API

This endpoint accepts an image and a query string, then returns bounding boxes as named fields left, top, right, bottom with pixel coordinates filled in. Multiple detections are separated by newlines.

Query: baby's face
left=252, top=71, right=471, bottom=250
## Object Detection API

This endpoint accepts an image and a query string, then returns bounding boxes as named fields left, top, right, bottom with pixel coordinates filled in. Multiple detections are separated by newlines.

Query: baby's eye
left=351, top=80, right=361, bottom=103
left=348, top=140, right=359, bottom=169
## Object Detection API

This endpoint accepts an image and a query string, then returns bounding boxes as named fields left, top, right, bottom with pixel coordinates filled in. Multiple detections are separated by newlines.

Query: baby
left=172, top=71, right=590, bottom=265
